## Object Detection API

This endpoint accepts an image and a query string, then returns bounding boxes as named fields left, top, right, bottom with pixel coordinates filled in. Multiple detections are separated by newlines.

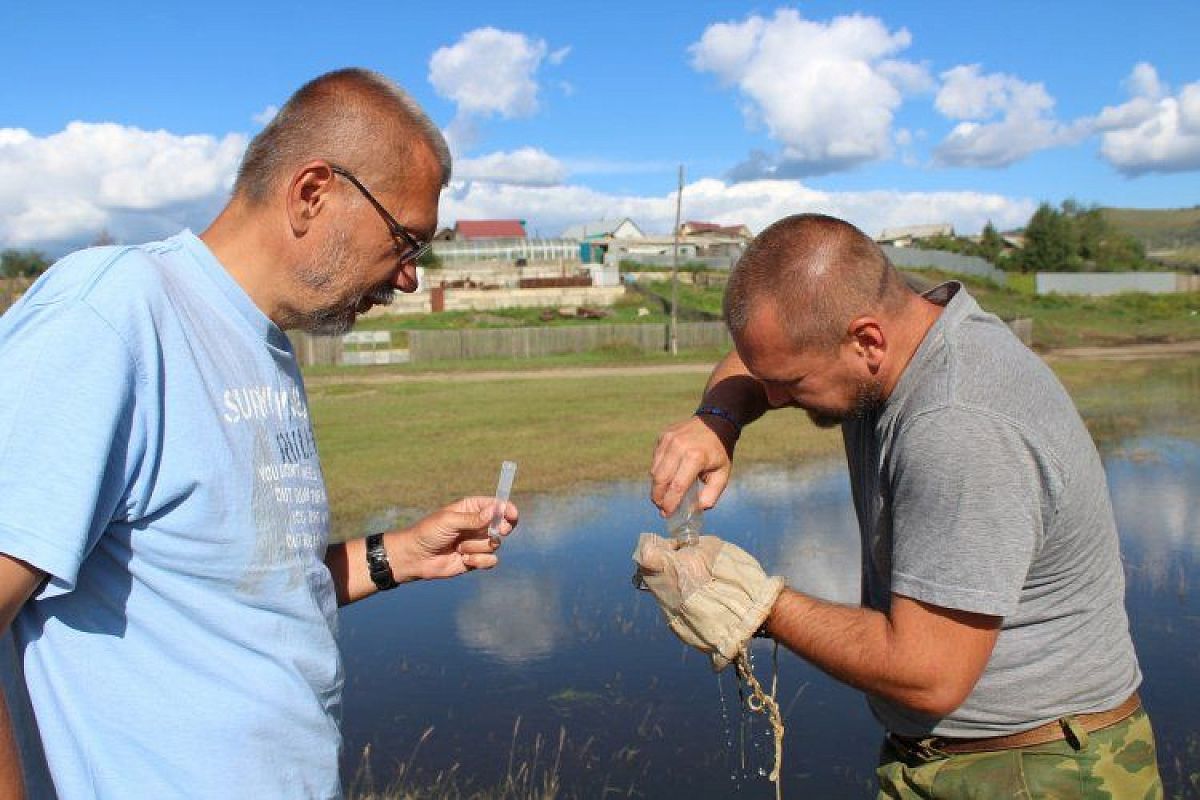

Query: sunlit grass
left=310, top=365, right=841, bottom=538
left=310, top=353, right=1200, bottom=539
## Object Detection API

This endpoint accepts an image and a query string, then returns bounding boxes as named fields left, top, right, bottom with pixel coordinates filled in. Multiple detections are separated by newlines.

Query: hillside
left=1101, top=206, right=1200, bottom=266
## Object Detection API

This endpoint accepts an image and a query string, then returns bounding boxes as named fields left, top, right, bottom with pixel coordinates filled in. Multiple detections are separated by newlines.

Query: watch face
left=366, top=534, right=397, bottom=589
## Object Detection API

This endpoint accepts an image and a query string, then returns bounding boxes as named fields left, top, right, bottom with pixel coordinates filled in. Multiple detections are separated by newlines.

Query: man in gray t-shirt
left=639, top=214, right=1162, bottom=797
left=845, top=280, right=1139, bottom=738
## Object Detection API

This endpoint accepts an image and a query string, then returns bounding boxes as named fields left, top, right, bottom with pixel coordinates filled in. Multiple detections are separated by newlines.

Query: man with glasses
left=0, top=68, right=516, bottom=798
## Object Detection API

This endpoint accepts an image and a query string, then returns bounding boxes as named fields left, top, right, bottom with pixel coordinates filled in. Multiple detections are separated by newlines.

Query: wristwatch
left=365, top=533, right=398, bottom=591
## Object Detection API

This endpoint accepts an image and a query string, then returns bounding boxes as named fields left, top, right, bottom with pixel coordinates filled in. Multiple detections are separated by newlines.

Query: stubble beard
left=805, top=377, right=885, bottom=429
left=294, top=231, right=395, bottom=336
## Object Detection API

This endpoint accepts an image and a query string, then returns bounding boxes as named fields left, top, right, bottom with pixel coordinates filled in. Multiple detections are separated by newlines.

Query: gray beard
left=292, top=232, right=394, bottom=335
left=299, top=282, right=394, bottom=336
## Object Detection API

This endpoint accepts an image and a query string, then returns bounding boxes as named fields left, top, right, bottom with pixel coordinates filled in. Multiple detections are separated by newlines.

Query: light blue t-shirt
left=0, top=232, right=343, bottom=798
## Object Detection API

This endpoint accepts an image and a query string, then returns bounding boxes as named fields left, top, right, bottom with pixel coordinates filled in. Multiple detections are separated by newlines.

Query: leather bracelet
left=695, top=404, right=742, bottom=436
left=365, top=532, right=398, bottom=591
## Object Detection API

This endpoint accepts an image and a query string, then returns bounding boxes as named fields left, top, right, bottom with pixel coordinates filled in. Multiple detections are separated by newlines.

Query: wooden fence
left=287, top=322, right=733, bottom=366
left=407, top=322, right=731, bottom=362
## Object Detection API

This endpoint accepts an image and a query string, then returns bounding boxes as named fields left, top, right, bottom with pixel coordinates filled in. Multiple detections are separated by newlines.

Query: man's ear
left=286, top=161, right=336, bottom=236
left=847, top=316, right=886, bottom=372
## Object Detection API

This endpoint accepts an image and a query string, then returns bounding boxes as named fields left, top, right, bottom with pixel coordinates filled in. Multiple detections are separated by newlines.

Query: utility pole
left=669, top=164, right=684, bottom=356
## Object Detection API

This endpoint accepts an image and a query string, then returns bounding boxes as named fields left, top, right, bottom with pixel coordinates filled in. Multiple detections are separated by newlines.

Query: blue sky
left=3, top=1, right=1198, bottom=254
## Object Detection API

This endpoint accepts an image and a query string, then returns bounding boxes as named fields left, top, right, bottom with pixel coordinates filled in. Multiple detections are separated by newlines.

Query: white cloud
left=454, top=147, right=568, bottom=186
left=252, top=104, right=278, bottom=126
left=429, top=27, right=556, bottom=120
left=1095, top=63, right=1200, bottom=176
left=0, top=122, right=245, bottom=252
left=690, top=9, right=931, bottom=177
left=455, top=573, right=563, bottom=665
left=933, top=64, right=1085, bottom=167
left=935, top=64, right=1051, bottom=121
left=441, top=175, right=1034, bottom=240
left=0, top=121, right=1035, bottom=255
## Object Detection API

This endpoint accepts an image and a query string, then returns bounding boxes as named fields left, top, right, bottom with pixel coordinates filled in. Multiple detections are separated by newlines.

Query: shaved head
left=234, top=68, right=451, bottom=204
left=724, top=214, right=912, bottom=350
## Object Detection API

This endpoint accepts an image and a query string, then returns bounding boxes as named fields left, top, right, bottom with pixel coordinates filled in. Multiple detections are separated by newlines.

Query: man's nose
left=393, top=261, right=419, bottom=291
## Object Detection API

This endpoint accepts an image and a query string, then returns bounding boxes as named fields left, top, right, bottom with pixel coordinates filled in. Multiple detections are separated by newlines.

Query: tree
left=90, top=229, right=116, bottom=247
left=1020, top=204, right=1075, bottom=272
left=1, top=248, right=51, bottom=279
left=978, top=221, right=1004, bottom=264
left=1015, top=201, right=1149, bottom=273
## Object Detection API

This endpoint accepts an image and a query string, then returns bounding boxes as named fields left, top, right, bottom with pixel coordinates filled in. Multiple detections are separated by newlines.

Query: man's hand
left=326, top=497, right=520, bottom=605
left=390, top=496, right=518, bottom=581
left=650, top=416, right=737, bottom=516
left=632, top=533, right=783, bottom=671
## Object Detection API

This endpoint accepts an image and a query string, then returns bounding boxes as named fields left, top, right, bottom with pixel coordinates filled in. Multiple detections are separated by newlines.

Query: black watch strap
left=365, top=532, right=398, bottom=591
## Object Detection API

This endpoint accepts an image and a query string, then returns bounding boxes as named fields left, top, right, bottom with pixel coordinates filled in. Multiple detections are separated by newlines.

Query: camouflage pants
left=876, top=709, right=1163, bottom=799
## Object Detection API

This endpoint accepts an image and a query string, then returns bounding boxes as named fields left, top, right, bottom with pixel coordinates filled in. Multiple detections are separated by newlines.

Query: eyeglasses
left=329, top=165, right=431, bottom=264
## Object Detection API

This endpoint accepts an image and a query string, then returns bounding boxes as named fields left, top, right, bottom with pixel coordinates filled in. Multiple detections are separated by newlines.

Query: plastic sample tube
left=488, top=461, right=517, bottom=545
left=666, top=480, right=703, bottom=546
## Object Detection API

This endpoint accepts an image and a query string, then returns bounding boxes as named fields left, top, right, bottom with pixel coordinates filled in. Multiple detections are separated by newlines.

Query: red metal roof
left=454, top=219, right=527, bottom=239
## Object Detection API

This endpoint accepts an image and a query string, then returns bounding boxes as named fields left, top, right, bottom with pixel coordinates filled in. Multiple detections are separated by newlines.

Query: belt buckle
left=888, top=732, right=948, bottom=761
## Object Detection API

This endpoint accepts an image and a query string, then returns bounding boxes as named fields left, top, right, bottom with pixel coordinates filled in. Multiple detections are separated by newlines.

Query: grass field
left=353, top=291, right=671, bottom=334
left=888, top=270, right=1200, bottom=349
left=309, top=353, right=1200, bottom=538
left=1102, top=206, right=1200, bottom=250
left=310, top=367, right=842, bottom=537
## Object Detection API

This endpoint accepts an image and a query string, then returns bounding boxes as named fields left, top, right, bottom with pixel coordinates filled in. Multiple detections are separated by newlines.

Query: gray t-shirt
left=843, top=282, right=1141, bottom=737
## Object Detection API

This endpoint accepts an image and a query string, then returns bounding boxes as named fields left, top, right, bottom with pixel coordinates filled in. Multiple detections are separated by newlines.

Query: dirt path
left=303, top=361, right=715, bottom=386
left=1042, top=340, right=1200, bottom=361
left=304, top=340, right=1200, bottom=386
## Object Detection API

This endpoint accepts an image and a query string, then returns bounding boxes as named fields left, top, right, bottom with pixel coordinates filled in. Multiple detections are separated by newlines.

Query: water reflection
left=339, top=436, right=1200, bottom=798
left=725, top=465, right=861, bottom=604
left=455, top=571, right=563, bottom=664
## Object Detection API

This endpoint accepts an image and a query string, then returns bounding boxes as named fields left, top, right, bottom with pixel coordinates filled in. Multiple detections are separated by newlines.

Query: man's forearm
left=763, top=589, right=996, bottom=717
left=325, top=534, right=414, bottom=607
left=701, top=350, right=771, bottom=429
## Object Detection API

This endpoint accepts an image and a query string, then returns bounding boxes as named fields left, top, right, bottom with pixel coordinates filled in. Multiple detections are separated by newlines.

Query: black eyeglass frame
left=329, top=165, right=431, bottom=264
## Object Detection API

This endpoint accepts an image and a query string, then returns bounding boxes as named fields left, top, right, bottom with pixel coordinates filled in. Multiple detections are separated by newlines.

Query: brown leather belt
left=889, top=693, right=1142, bottom=756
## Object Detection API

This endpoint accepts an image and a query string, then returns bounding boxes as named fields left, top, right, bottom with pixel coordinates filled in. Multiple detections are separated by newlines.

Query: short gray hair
left=724, top=214, right=910, bottom=350
left=235, top=68, right=451, bottom=203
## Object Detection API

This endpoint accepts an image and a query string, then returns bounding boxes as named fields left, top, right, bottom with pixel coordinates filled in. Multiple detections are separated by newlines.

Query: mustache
left=364, top=282, right=395, bottom=306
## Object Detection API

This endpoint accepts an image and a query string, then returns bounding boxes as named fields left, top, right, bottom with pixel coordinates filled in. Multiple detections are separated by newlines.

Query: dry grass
left=347, top=720, right=569, bottom=800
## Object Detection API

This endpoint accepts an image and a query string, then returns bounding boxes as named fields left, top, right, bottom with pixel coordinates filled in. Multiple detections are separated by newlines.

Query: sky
left=2, top=0, right=1198, bottom=255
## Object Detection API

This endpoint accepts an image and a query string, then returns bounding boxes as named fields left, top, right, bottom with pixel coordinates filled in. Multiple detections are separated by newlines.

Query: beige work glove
left=632, top=533, right=784, bottom=672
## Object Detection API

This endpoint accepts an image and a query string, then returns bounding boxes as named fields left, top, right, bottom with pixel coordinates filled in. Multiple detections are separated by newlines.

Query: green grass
left=643, top=280, right=724, bottom=317
left=355, top=294, right=671, bottom=334
left=1101, top=206, right=1200, bottom=250
left=309, top=366, right=841, bottom=537
left=910, top=269, right=1200, bottom=349
left=1053, top=355, right=1200, bottom=446
left=310, top=353, right=1200, bottom=538
left=1152, top=246, right=1200, bottom=269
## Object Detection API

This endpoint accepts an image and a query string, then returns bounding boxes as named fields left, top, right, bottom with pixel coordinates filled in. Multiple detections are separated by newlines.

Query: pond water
left=340, top=436, right=1200, bottom=797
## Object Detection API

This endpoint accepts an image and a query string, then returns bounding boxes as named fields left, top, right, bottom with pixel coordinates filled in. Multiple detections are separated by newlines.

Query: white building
left=561, top=218, right=645, bottom=241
